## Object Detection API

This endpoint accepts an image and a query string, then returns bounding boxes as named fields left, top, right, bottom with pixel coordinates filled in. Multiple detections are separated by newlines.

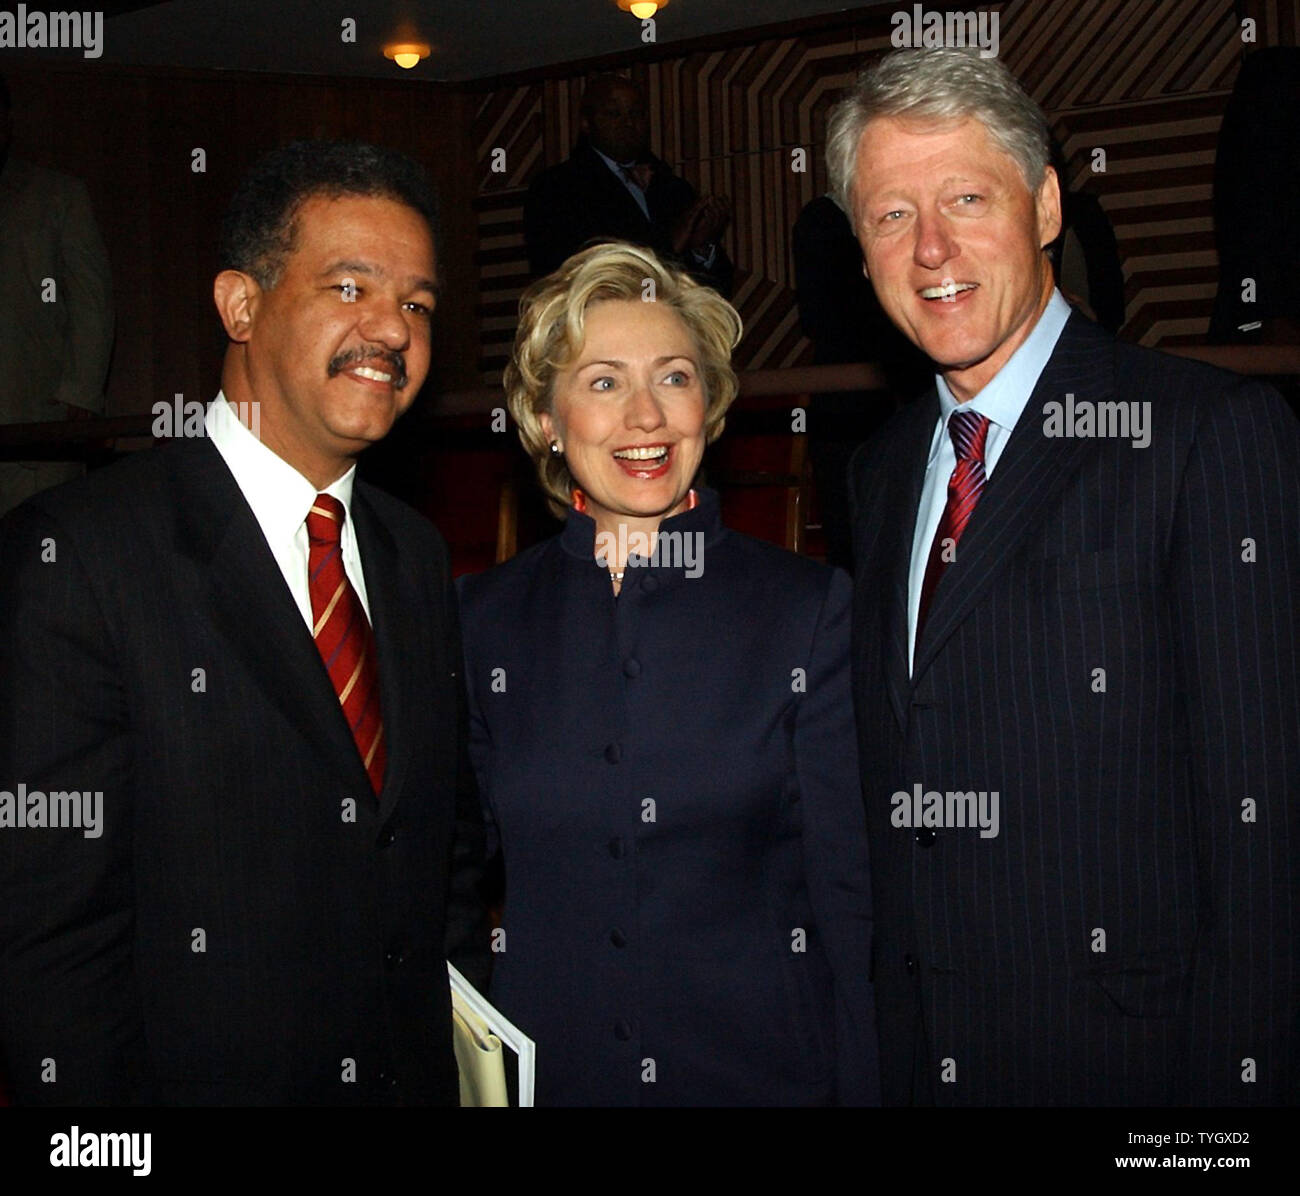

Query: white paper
left=447, top=961, right=536, bottom=1107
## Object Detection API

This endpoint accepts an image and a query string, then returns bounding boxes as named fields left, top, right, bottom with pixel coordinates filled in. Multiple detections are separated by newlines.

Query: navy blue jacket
left=458, top=489, right=879, bottom=1105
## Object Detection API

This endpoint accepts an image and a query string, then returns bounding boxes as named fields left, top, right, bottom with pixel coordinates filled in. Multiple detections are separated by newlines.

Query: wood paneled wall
left=470, top=0, right=1298, bottom=383
left=2, top=64, right=481, bottom=416
left=5, top=0, right=1297, bottom=414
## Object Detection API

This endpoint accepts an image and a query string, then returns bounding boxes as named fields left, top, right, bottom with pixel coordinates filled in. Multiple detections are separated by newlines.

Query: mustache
left=327, top=347, right=408, bottom=389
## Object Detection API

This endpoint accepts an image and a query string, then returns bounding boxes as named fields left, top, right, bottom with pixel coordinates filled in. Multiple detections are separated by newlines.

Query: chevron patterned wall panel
left=470, top=0, right=1295, bottom=383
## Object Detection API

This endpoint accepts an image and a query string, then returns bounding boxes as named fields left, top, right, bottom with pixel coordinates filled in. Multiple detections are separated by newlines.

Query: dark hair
left=579, top=73, right=641, bottom=121
left=218, top=140, right=440, bottom=289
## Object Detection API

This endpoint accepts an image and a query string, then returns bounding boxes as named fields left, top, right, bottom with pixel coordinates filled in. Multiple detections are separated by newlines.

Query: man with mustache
left=0, top=140, right=488, bottom=1105
left=834, top=49, right=1298, bottom=1105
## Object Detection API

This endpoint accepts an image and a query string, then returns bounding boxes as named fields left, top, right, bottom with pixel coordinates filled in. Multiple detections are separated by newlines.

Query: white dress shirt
left=907, top=289, right=1072, bottom=673
left=204, top=392, right=372, bottom=629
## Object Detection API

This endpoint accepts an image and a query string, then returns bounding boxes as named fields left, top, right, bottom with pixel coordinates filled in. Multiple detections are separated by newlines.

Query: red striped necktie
left=916, top=408, right=991, bottom=648
left=306, top=494, right=386, bottom=795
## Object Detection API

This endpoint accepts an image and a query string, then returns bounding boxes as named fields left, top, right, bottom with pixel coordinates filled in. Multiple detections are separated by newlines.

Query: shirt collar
left=592, top=145, right=638, bottom=175
left=204, top=391, right=357, bottom=548
left=929, top=288, right=1072, bottom=464
left=560, top=484, right=725, bottom=564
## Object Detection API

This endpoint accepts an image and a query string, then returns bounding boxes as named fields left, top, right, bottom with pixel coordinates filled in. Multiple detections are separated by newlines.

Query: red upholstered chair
left=705, top=396, right=821, bottom=559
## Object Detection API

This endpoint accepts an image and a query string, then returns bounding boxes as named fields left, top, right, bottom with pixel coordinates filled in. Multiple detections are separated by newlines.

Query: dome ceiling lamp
left=383, top=41, right=431, bottom=70
left=618, top=0, right=670, bottom=19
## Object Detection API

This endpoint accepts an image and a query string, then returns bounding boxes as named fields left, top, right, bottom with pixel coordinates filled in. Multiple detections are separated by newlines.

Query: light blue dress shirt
left=907, top=288, right=1072, bottom=673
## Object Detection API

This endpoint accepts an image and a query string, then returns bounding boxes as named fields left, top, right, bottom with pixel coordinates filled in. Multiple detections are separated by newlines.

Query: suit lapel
left=170, top=438, right=373, bottom=796
left=349, top=486, right=420, bottom=818
left=883, top=395, right=935, bottom=728
left=575, top=144, right=655, bottom=233
left=861, top=392, right=938, bottom=731
left=911, top=313, right=1115, bottom=681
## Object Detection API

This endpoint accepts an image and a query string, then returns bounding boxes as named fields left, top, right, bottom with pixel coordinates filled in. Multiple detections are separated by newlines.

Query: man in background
left=525, top=73, right=733, bottom=296
left=794, top=190, right=929, bottom=570
left=0, top=73, right=114, bottom=516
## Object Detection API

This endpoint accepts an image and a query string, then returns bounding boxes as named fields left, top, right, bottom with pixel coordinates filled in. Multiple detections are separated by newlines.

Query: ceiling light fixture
left=618, top=0, right=670, bottom=19
left=383, top=42, right=430, bottom=70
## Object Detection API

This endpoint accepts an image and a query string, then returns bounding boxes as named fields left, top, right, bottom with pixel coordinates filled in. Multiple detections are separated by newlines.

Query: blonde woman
left=457, top=242, right=878, bottom=1106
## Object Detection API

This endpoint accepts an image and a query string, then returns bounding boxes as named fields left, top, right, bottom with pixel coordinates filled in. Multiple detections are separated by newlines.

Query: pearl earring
left=549, top=440, right=562, bottom=455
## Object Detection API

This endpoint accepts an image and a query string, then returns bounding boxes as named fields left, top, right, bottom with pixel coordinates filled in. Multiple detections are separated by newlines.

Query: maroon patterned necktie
left=621, top=162, right=654, bottom=192
left=916, top=409, right=991, bottom=647
left=306, top=494, right=386, bottom=795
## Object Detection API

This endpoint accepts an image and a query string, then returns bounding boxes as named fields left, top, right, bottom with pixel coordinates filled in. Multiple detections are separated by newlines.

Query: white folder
left=448, top=961, right=536, bottom=1107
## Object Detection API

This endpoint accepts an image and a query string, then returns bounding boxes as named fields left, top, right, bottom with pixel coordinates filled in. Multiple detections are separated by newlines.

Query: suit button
left=610, top=928, right=627, bottom=948
left=614, top=1019, right=633, bottom=1041
left=914, top=828, right=936, bottom=847
left=378, top=827, right=396, bottom=849
left=608, top=837, right=626, bottom=859
left=623, top=657, right=641, bottom=678
left=904, top=953, right=917, bottom=975
left=378, top=1071, right=399, bottom=1089
left=384, top=947, right=406, bottom=970
left=604, top=742, right=622, bottom=764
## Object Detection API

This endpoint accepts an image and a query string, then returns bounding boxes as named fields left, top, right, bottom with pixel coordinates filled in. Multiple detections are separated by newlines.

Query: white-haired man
left=834, top=47, right=1297, bottom=1106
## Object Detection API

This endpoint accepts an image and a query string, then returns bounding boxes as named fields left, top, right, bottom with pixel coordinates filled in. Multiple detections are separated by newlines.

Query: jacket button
left=614, top=1019, right=633, bottom=1041
left=604, top=742, right=622, bottom=764
left=378, top=827, right=396, bottom=848
left=384, top=947, right=406, bottom=970
left=914, top=828, right=936, bottom=847
left=610, top=928, right=627, bottom=948
left=904, top=953, right=917, bottom=975
left=608, top=837, right=626, bottom=859
left=623, top=657, right=641, bottom=678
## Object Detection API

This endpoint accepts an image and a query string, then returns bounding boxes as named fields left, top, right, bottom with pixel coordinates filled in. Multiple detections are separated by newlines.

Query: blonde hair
left=505, top=241, right=743, bottom=518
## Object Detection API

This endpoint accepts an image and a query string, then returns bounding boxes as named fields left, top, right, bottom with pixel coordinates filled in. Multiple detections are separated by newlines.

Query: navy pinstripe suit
left=0, top=436, right=488, bottom=1105
left=850, top=311, right=1299, bottom=1106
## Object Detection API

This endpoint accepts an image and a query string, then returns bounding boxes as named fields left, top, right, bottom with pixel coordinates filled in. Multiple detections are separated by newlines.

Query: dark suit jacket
left=850, top=312, right=1299, bottom=1106
left=523, top=142, right=734, bottom=296
left=0, top=435, right=488, bottom=1105
left=1211, top=47, right=1300, bottom=338
left=458, top=489, right=878, bottom=1105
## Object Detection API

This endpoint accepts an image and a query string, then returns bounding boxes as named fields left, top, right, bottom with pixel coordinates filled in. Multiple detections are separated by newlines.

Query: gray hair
left=826, top=48, right=1051, bottom=223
